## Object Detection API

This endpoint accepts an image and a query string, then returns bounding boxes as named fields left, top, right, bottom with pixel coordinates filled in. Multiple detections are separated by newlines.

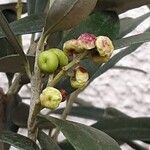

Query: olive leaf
left=114, top=32, right=150, bottom=49
left=92, top=117, right=150, bottom=142
left=119, top=12, right=150, bottom=38
left=0, top=131, right=40, bottom=150
left=0, top=14, right=45, bottom=39
left=0, top=11, right=30, bottom=77
left=27, top=0, right=37, bottom=15
left=44, top=0, right=97, bottom=36
left=54, top=106, right=104, bottom=120
left=61, top=11, right=119, bottom=43
left=0, top=55, right=34, bottom=73
left=0, top=8, right=17, bottom=58
left=38, top=130, right=62, bottom=150
left=27, top=0, right=49, bottom=15
left=38, top=115, right=121, bottom=150
left=95, top=0, right=150, bottom=14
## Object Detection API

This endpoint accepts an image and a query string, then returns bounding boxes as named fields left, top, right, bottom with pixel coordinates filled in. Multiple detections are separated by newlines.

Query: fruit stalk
left=47, top=51, right=88, bottom=87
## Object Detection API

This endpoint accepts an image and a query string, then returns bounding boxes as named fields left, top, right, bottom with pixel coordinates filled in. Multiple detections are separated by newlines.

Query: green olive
left=49, top=48, right=69, bottom=67
left=40, top=87, right=62, bottom=110
left=38, top=51, right=59, bottom=73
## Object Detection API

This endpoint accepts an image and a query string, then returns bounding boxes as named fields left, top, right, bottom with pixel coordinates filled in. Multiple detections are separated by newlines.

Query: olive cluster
left=38, top=33, right=114, bottom=110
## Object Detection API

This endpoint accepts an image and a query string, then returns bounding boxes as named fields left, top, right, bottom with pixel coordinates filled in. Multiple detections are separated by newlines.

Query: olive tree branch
left=27, top=31, right=47, bottom=141
left=27, top=49, right=88, bottom=141
left=16, top=0, right=23, bottom=46
left=16, top=0, right=22, bottom=20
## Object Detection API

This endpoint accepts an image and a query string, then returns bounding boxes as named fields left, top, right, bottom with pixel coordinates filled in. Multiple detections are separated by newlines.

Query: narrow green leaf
left=59, top=141, right=75, bottom=150
left=38, top=115, right=121, bottom=150
left=0, top=9, right=17, bottom=57
left=119, top=12, right=150, bottom=37
left=104, top=107, right=130, bottom=118
left=54, top=106, right=104, bottom=120
left=90, top=43, right=142, bottom=81
left=0, top=55, right=34, bottom=73
left=47, top=32, right=63, bottom=48
left=62, top=11, right=119, bottom=43
left=0, top=14, right=45, bottom=39
left=95, top=0, right=150, bottom=14
left=44, top=0, right=97, bottom=35
left=35, top=0, right=49, bottom=14
left=104, top=108, right=150, bottom=149
left=0, top=11, right=30, bottom=76
left=27, top=0, right=49, bottom=15
left=38, top=130, right=62, bottom=150
left=92, top=117, right=150, bottom=141
left=114, top=32, right=150, bottom=49
left=27, top=0, right=36, bottom=15
left=0, top=131, right=40, bottom=150
left=0, top=11, right=26, bottom=60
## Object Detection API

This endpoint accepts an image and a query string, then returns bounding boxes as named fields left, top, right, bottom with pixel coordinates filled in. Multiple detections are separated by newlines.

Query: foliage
left=0, top=0, right=150, bottom=150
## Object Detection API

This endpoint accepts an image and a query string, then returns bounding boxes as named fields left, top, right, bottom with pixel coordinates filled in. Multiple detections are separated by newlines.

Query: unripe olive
left=40, top=87, right=62, bottom=110
left=38, top=51, right=59, bottom=73
left=50, top=48, right=68, bottom=67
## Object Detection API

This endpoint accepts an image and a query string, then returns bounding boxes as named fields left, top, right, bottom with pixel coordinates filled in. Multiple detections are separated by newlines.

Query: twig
left=16, top=0, right=23, bottom=46
left=52, top=90, right=81, bottom=140
left=75, top=98, right=93, bottom=107
left=30, top=34, right=36, bottom=46
left=47, top=51, right=88, bottom=87
left=7, top=74, right=24, bottom=96
left=6, top=41, right=37, bottom=96
left=16, top=0, right=22, bottom=20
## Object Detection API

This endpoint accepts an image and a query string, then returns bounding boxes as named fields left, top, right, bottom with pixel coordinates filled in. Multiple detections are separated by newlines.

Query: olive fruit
left=38, top=48, right=68, bottom=73
left=40, top=87, right=62, bottom=110
left=38, top=51, right=59, bottom=73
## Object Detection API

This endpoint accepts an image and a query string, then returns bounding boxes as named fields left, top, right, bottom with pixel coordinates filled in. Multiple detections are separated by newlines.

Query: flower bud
left=96, top=36, right=114, bottom=57
left=40, top=87, right=62, bottom=110
left=70, top=67, right=89, bottom=89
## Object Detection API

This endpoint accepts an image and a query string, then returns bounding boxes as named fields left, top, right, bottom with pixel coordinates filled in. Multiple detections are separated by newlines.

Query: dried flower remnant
left=96, top=36, right=114, bottom=57
left=70, top=67, right=89, bottom=89
left=63, top=33, right=96, bottom=55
